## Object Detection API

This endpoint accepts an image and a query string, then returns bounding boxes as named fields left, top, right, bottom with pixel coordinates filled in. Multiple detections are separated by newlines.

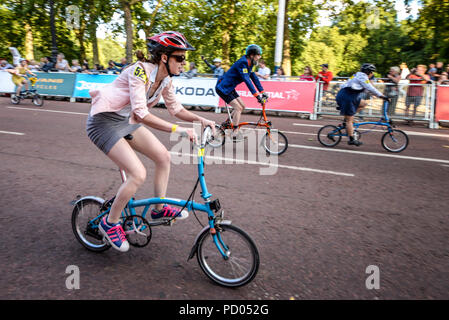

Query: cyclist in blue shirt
left=215, top=44, right=268, bottom=138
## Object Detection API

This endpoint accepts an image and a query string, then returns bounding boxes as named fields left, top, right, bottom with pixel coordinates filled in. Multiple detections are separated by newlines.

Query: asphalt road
left=0, top=97, right=448, bottom=300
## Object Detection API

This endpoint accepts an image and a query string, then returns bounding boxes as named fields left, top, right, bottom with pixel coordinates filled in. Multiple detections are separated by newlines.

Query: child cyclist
left=86, top=31, right=215, bottom=252
left=215, top=44, right=268, bottom=139
left=336, top=63, right=390, bottom=146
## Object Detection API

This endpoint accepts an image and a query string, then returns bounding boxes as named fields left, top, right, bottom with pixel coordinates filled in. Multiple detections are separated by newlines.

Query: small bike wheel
left=32, top=95, right=43, bottom=107
left=353, top=129, right=361, bottom=141
left=317, top=125, right=342, bottom=147
left=123, top=215, right=152, bottom=247
left=206, top=124, right=226, bottom=148
left=11, top=95, right=20, bottom=105
left=381, top=129, right=409, bottom=153
left=262, top=129, right=288, bottom=155
left=196, top=224, right=259, bottom=287
left=71, top=198, right=111, bottom=252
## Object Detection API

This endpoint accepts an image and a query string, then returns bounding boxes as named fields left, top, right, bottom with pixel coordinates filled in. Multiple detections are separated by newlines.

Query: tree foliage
left=0, top=0, right=447, bottom=75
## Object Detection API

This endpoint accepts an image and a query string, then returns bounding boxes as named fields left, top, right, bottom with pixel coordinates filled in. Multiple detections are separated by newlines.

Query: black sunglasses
left=170, top=54, right=186, bottom=62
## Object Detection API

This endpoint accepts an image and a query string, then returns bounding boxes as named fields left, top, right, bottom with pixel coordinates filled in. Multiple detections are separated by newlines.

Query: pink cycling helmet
left=147, top=31, right=195, bottom=53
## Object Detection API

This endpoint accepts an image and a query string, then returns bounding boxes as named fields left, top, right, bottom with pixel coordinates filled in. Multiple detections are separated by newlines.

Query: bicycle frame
left=224, top=101, right=272, bottom=130
left=353, top=101, right=393, bottom=132
left=82, top=127, right=231, bottom=259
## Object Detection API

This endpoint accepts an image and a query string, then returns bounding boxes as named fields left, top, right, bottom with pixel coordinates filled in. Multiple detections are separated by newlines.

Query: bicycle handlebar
left=201, top=126, right=212, bottom=147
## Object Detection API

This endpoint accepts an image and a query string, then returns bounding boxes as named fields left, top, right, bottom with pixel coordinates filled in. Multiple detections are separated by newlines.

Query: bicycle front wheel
left=206, top=124, right=226, bottom=148
left=196, top=224, right=259, bottom=287
left=71, top=198, right=110, bottom=252
left=262, top=129, right=288, bottom=155
left=317, top=125, right=342, bottom=147
left=381, top=129, right=409, bottom=153
left=32, top=95, right=43, bottom=107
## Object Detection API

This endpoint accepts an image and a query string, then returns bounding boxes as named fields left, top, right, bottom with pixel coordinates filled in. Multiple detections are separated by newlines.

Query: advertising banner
left=72, top=73, right=118, bottom=98
left=435, top=85, right=449, bottom=122
left=168, top=77, right=219, bottom=107
left=0, top=71, right=16, bottom=93
left=34, top=72, right=77, bottom=96
left=218, top=80, right=317, bottom=113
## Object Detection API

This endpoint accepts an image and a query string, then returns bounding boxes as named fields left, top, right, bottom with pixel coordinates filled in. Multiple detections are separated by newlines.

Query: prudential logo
left=75, top=81, right=109, bottom=91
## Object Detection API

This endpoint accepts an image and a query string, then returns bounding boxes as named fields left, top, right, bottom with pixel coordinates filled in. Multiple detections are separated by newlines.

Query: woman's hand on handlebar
left=178, top=127, right=198, bottom=144
left=199, top=118, right=216, bottom=135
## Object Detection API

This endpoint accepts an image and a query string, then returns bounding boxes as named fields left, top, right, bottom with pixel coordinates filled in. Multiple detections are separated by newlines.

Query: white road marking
left=0, top=130, right=25, bottom=135
left=169, top=151, right=354, bottom=177
left=288, top=143, right=449, bottom=164
left=7, top=106, right=88, bottom=116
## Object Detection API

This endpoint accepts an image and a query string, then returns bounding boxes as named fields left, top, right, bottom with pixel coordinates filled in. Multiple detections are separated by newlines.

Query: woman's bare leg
left=105, top=138, right=147, bottom=224
left=127, top=126, right=172, bottom=211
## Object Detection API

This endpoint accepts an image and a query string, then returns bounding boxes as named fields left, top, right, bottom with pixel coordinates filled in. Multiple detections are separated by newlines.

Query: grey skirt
left=86, top=112, right=141, bottom=154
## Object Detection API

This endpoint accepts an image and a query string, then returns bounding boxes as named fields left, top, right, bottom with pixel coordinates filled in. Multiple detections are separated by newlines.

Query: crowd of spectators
left=2, top=52, right=448, bottom=87
left=0, top=52, right=129, bottom=75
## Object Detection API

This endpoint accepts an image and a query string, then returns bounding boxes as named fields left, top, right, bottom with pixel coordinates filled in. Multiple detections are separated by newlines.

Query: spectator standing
left=271, top=67, right=286, bottom=81
left=55, top=53, right=69, bottom=72
left=438, top=72, right=449, bottom=85
left=0, top=59, right=14, bottom=70
left=400, top=62, right=410, bottom=80
left=40, top=56, right=54, bottom=72
left=201, top=56, right=224, bottom=77
left=28, top=59, right=40, bottom=72
left=112, top=57, right=128, bottom=73
left=255, top=59, right=270, bottom=80
left=106, top=61, right=121, bottom=74
left=69, top=59, right=82, bottom=72
left=405, top=65, right=431, bottom=125
left=316, top=64, right=333, bottom=90
left=182, top=62, right=198, bottom=78
left=427, top=63, right=437, bottom=80
left=299, top=66, right=315, bottom=81
left=433, top=61, right=445, bottom=81
left=383, top=66, right=401, bottom=116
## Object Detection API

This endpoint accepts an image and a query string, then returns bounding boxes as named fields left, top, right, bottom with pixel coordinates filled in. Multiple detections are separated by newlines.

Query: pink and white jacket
left=89, top=62, right=184, bottom=124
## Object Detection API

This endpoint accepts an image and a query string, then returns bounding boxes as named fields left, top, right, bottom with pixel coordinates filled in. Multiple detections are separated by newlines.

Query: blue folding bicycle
left=317, top=101, right=409, bottom=153
left=71, top=126, right=259, bottom=287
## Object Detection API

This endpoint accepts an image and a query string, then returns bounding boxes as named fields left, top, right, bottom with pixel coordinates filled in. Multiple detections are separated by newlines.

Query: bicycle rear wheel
left=196, top=224, right=259, bottom=287
left=71, top=198, right=110, bottom=252
left=317, top=125, right=342, bottom=147
left=262, top=129, right=288, bottom=155
left=11, top=95, right=20, bottom=105
left=381, top=129, right=409, bottom=153
left=206, top=124, right=226, bottom=148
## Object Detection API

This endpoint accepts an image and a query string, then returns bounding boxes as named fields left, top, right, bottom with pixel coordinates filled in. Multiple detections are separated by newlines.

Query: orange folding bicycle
left=206, top=100, right=288, bottom=155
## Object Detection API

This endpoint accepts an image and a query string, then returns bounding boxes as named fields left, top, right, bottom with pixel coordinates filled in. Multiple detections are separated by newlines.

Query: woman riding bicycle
left=336, top=63, right=389, bottom=146
left=9, top=59, right=36, bottom=98
left=215, top=44, right=268, bottom=139
left=86, top=31, right=215, bottom=252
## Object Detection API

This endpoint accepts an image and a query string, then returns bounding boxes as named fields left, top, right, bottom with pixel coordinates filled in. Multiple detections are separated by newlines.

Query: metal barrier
left=315, top=81, right=439, bottom=128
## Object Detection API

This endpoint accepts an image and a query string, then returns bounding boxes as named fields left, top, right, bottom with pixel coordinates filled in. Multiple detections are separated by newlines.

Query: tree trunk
left=24, top=22, right=34, bottom=61
left=221, top=2, right=235, bottom=69
left=75, top=25, right=87, bottom=64
left=123, top=1, right=134, bottom=63
left=282, top=0, right=291, bottom=76
left=143, top=0, right=163, bottom=40
left=90, top=23, right=100, bottom=65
